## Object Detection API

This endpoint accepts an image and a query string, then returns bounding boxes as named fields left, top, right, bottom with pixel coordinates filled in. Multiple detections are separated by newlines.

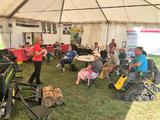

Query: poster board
left=70, top=25, right=83, bottom=46
left=126, top=30, right=138, bottom=57
left=41, top=22, right=46, bottom=33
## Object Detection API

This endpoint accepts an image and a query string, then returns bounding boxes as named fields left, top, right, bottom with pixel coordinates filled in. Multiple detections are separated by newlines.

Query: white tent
left=1, top=0, right=160, bottom=49
left=1, top=0, right=160, bottom=24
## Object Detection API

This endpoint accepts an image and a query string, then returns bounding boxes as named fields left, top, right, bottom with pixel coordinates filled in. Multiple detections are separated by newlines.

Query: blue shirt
left=133, top=54, right=148, bottom=72
left=66, top=50, right=77, bottom=60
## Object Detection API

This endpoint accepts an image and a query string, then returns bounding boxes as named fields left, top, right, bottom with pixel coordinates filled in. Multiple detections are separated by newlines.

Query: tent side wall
left=11, top=19, right=42, bottom=47
left=1, top=18, right=160, bottom=49
left=82, top=24, right=107, bottom=48
left=81, top=23, right=127, bottom=48
left=0, top=18, right=11, bottom=49
left=11, top=20, right=71, bottom=47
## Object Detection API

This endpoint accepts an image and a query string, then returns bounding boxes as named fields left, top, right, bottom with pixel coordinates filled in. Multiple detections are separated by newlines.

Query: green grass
left=10, top=56, right=160, bottom=120
left=148, top=54, right=160, bottom=68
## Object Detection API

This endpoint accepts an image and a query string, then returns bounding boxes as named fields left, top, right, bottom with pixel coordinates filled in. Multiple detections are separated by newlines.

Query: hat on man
left=93, top=52, right=101, bottom=58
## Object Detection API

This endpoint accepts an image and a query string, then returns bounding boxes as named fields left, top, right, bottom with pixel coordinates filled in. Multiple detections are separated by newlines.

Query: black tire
left=108, top=83, right=115, bottom=89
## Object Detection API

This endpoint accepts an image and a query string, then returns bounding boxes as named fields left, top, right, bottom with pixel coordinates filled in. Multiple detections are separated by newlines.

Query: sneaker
left=56, top=63, right=61, bottom=68
left=74, top=82, right=79, bottom=86
left=62, top=67, right=65, bottom=72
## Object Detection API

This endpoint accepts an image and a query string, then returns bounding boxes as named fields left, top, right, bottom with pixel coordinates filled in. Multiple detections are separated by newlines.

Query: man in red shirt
left=28, top=38, right=46, bottom=84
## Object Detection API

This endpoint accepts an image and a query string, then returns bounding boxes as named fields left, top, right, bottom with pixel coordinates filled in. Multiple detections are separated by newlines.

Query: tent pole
left=59, top=0, right=65, bottom=24
left=9, top=32, right=12, bottom=47
left=143, top=0, right=160, bottom=11
left=95, top=0, right=109, bottom=23
left=58, top=24, right=62, bottom=43
left=13, top=16, right=160, bottom=25
left=95, top=0, right=109, bottom=47
left=58, top=0, right=65, bottom=43
left=7, top=0, right=29, bottom=18
left=17, top=4, right=160, bottom=13
left=106, top=23, right=110, bottom=47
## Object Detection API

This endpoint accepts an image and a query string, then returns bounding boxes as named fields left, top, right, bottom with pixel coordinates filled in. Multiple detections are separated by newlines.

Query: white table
left=75, top=55, right=94, bottom=67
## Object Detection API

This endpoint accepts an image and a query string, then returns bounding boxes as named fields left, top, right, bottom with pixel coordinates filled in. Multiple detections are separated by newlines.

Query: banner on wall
left=41, top=22, right=46, bottom=33
left=137, top=29, right=160, bottom=55
left=16, top=19, right=39, bottom=28
left=127, top=31, right=138, bottom=48
left=47, top=23, right=51, bottom=34
left=6, top=19, right=12, bottom=33
left=52, top=23, right=57, bottom=34
left=25, top=32, right=32, bottom=44
left=63, top=24, right=72, bottom=34
left=70, top=25, right=83, bottom=46
left=126, top=30, right=138, bottom=56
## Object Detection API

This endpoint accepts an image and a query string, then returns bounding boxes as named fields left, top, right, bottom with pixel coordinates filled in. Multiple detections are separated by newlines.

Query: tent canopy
left=1, top=0, right=160, bottom=24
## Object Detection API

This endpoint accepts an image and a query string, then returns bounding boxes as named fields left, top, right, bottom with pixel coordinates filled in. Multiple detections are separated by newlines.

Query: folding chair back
left=86, top=73, right=99, bottom=88
left=18, top=94, right=52, bottom=120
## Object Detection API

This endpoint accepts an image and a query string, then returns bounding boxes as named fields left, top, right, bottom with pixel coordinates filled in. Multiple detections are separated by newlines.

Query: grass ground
left=10, top=55, right=160, bottom=120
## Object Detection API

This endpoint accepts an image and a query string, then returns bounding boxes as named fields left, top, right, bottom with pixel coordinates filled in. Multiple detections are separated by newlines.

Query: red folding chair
left=60, top=44, right=69, bottom=53
left=46, top=46, right=55, bottom=53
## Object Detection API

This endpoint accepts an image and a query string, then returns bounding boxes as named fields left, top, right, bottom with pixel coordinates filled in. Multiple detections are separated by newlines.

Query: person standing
left=109, top=39, right=117, bottom=51
left=28, top=38, right=47, bottom=85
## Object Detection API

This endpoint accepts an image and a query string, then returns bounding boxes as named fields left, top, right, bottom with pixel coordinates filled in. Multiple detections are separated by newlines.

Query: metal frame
left=95, top=0, right=108, bottom=23
left=17, top=3, right=160, bottom=13
left=59, top=0, right=65, bottom=24
left=106, top=22, right=110, bottom=46
left=7, top=0, right=29, bottom=18
left=143, top=0, right=160, bottom=11
left=3, top=0, right=160, bottom=24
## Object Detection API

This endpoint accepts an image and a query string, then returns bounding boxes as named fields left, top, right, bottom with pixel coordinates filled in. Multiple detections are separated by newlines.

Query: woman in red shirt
left=28, top=38, right=46, bottom=84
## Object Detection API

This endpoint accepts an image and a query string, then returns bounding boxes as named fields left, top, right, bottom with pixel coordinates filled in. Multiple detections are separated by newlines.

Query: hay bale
left=42, top=86, right=55, bottom=107
left=42, top=86, right=64, bottom=107
left=53, top=88, right=64, bottom=105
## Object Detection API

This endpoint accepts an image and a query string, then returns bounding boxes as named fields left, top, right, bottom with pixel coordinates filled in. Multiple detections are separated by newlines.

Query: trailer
left=0, top=62, right=18, bottom=119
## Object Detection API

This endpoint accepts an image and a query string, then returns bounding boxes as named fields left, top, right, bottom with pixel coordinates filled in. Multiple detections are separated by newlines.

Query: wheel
left=108, top=83, right=115, bottom=89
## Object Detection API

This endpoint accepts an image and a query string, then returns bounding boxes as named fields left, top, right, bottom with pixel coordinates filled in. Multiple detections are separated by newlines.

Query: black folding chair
left=18, top=93, right=52, bottom=120
left=85, top=74, right=99, bottom=89
left=86, top=77, right=99, bottom=89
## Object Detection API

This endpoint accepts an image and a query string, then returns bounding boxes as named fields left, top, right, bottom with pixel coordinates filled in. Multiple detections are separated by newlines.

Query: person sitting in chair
left=92, top=42, right=100, bottom=53
left=100, top=45, right=108, bottom=64
left=122, top=47, right=148, bottom=90
left=109, top=39, right=117, bottom=51
left=74, top=53, right=103, bottom=85
left=53, top=41, right=61, bottom=58
left=99, top=51, right=120, bottom=80
left=56, top=45, right=77, bottom=72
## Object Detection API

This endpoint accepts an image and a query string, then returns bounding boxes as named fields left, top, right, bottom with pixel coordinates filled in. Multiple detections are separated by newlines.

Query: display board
left=126, top=30, right=138, bottom=57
